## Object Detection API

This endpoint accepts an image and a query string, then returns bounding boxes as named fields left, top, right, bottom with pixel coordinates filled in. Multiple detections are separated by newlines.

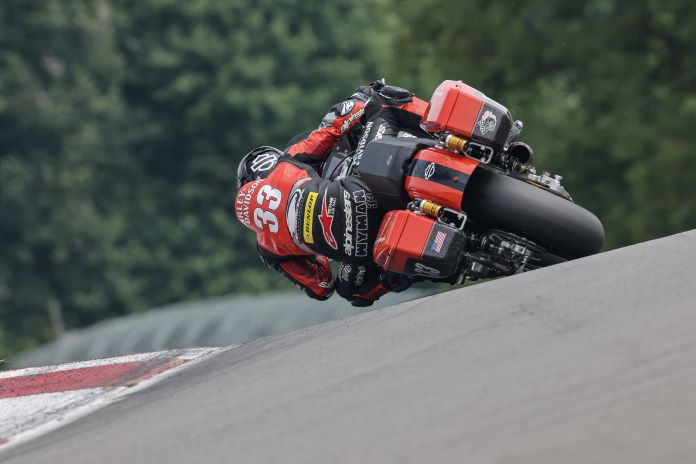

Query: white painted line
left=0, top=346, right=233, bottom=454
left=0, top=351, right=175, bottom=379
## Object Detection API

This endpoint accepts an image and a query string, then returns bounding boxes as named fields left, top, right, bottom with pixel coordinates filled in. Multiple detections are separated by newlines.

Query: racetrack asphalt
left=2, top=229, right=696, bottom=463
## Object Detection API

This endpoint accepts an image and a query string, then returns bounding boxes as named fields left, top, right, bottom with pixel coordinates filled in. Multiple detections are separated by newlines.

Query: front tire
left=462, top=167, right=605, bottom=259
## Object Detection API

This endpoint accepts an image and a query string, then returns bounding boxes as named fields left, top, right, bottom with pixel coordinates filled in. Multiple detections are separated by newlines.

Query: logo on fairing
left=477, top=110, right=498, bottom=135
left=414, top=262, right=440, bottom=277
left=319, top=189, right=338, bottom=249
left=424, top=162, right=436, bottom=180
left=303, top=192, right=318, bottom=244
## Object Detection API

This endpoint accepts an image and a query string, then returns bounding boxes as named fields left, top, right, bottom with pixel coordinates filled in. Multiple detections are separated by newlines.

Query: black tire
left=538, top=251, right=568, bottom=267
left=462, top=167, right=605, bottom=259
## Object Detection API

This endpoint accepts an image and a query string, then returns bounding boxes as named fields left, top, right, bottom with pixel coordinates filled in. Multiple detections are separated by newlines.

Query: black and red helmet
left=236, top=146, right=282, bottom=190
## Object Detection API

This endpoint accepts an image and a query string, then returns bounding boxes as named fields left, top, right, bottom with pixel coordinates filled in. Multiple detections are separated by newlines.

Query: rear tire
left=462, top=167, right=605, bottom=259
left=537, top=251, right=568, bottom=267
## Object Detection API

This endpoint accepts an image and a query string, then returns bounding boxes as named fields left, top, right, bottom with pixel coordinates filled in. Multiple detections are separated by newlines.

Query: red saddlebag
left=373, top=210, right=466, bottom=279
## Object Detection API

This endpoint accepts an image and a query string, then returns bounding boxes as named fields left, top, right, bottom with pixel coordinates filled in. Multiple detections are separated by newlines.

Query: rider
left=234, top=81, right=429, bottom=306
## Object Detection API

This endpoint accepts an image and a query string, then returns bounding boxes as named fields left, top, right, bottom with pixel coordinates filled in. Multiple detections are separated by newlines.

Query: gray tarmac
left=3, top=229, right=696, bottom=464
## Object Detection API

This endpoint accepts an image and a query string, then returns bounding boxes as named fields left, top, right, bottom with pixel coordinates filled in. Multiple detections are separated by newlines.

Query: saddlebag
left=373, top=210, right=466, bottom=279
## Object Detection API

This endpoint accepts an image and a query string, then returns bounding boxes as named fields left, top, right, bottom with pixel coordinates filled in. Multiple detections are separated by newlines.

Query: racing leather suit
left=235, top=83, right=428, bottom=305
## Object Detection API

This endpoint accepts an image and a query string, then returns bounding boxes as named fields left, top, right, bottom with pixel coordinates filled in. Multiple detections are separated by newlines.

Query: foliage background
left=1, top=0, right=694, bottom=358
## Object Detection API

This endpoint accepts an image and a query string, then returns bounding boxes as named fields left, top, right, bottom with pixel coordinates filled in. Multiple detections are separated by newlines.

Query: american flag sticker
left=431, top=231, right=447, bottom=253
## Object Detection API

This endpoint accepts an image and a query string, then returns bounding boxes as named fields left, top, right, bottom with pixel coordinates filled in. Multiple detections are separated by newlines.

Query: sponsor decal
left=373, top=123, right=387, bottom=141
left=318, top=281, right=333, bottom=289
left=351, top=189, right=376, bottom=258
left=339, top=263, right=352, bottom=282
left=233, top=183, right=283, bottom=233
left=414, top=262, right=440, bottom=277
left=424, top=162, right=436, bottom=180
left=397, top=130, right=417, bottom=138
left=477, top=110, right=498, bottom=135
left=350, top=121, right=374, bottom=168
left=339, top=107, right=365, bottom=133
left=319, top=189, right=338, bottom=249
left=355, top=265, right=367, bottom=287
left=286, top=178, right=311, bottom=242
left=362, top=190, right=379, bottom=209
left=338, top=100, right=355, bottom=116
left=343, top=190, right=354, bottom=255
left=250, top=152, right=278, bottom=174
left=431, top=231, right=447, bottom=253
left=303, top=192, right=318, bottom=244
left=287, top=188, right=305, bottom=241
left=235, top=180, right=261, bottom=227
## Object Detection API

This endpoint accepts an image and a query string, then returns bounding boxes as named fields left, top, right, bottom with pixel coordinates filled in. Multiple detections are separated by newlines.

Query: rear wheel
left=462, top=167, right=605, bottom=259
left=537, top=251, right=568, bottom=267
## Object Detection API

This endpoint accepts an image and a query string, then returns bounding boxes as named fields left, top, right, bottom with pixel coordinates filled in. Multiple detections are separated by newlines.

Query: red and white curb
left=0, top=347, right=226, bottom=450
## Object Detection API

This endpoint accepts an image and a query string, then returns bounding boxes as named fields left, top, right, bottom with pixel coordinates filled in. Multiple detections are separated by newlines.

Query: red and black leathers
left=235, top=83, right=428, bottom=305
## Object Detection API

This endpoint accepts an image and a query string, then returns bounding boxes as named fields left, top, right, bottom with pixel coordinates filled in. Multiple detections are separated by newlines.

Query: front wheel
left=462, top=167, right=605, bottom=260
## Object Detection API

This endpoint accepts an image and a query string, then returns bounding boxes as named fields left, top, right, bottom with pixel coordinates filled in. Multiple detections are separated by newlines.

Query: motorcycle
left=318, top=80, right=605, bottom=284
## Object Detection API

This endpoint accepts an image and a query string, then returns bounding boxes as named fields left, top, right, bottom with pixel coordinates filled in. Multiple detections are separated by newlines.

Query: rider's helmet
left=236, top=146, right=283, bottom=189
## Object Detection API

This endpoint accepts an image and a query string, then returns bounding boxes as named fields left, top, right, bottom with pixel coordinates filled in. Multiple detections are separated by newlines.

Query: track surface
left=3, top=230, right=696, bottom=463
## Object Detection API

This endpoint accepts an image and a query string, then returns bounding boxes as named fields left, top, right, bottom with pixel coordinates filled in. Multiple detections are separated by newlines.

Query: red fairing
left=279, top=255, right=333, bottom=300
left=391, top=97, right=429, bottom=118
left=374, top=210, right=434, bottom=273
left=405, top=147, right=479, bottom=211
left=421, top=80, right=484, bottom=136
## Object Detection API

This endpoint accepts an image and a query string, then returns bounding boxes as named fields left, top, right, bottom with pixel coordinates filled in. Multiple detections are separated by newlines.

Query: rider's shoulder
left=275, top=153, right=321, bottom=175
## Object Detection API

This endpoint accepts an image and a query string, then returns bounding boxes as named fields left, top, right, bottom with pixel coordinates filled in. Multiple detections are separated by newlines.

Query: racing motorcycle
left=318, top=80, right=605, bottom=284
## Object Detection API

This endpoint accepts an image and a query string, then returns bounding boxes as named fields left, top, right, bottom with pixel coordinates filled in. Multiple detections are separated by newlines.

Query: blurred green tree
left=0, top=0, right=132, bottom=354
left=0, top=0, right=394, bottom=357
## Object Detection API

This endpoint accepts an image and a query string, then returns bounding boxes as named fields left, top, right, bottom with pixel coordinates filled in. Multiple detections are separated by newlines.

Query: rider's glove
left=334, top=263, right=418, bottom=307
left=351, top=80, right=382, bottom=102
left=257, top=247, right=334, bottom=301
left=380, top=271, right=417, bottom=293
left=354, top=80, right=416, bottom=122
left=319, top=99, right=366, bottom=137
left=334, top=262, right=380, bottom=307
